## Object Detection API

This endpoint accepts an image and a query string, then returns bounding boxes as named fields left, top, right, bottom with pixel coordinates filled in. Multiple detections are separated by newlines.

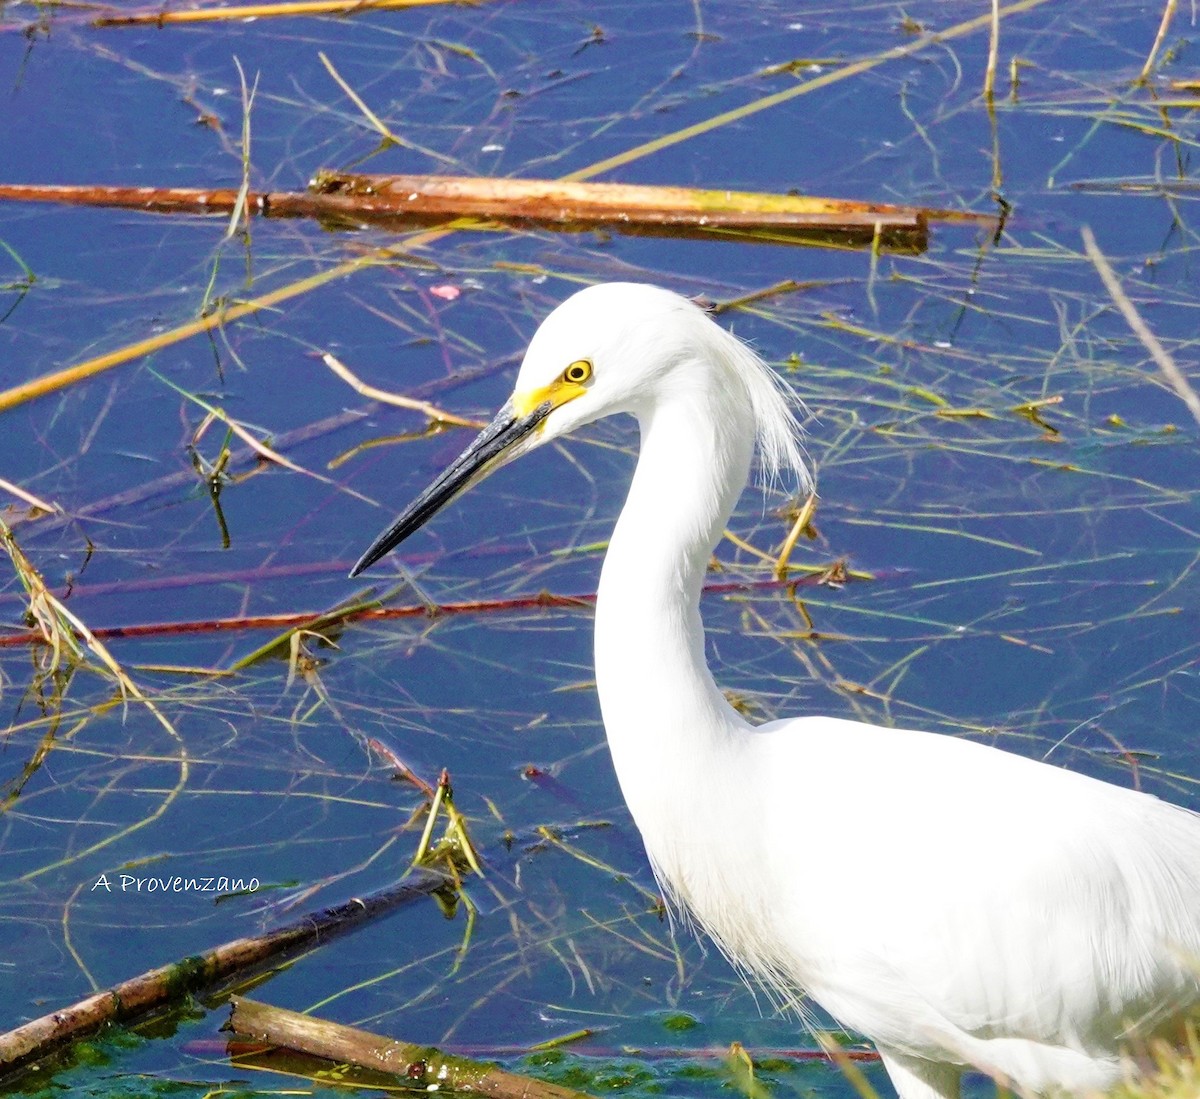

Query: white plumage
left=352, top=283, right=1200, bottom=1099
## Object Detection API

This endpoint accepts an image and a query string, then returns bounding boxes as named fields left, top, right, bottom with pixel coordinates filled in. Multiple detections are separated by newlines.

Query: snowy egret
left=351, top=283, right=1200, bottom=1099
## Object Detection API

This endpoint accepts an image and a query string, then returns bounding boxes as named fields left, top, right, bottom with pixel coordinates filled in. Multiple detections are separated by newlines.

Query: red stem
left=0, top=575, right=834, bottom=649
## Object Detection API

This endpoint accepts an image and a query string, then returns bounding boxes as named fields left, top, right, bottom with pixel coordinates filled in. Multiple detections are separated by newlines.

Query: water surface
left=0, top=2, right=1197, bottom=1095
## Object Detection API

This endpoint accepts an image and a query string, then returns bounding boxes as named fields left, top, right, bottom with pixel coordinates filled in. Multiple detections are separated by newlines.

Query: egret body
left=351, top=283, right=1200, bottom=1099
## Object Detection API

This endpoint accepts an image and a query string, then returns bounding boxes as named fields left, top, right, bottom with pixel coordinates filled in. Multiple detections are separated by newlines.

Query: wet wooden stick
left=93, top=0, right=480, bottom=26
left=228, top=997, right=599, bottom=1099
left=0, top=177, right=944, bottom=247
left=0, top=870, right=449, bottom=1080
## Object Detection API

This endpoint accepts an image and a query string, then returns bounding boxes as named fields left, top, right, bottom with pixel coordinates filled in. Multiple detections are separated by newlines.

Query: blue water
left=0, top=2, right=1197, bottom=1095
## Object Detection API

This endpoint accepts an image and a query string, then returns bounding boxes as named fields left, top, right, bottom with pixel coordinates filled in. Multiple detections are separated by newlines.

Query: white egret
left=351, top=283, right=1200, bottom=1099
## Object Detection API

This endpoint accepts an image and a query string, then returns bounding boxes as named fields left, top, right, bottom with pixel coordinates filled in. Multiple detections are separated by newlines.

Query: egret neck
left=594, top=371, right=757, bottom=906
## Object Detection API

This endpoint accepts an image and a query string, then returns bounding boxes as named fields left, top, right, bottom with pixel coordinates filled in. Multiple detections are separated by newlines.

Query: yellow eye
left=563, top=359, right=592, bottom=385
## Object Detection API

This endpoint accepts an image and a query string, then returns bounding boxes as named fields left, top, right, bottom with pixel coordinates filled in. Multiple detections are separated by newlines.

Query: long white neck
left=593, top=373, right=757, bottom=880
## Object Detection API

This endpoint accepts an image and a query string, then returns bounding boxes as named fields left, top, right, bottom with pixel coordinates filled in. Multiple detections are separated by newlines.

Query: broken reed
left=0, top=174, right=951, bottom=249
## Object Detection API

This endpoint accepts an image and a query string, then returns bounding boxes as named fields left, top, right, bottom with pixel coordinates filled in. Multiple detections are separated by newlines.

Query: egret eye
left=563, top=359, right=592, bottom=385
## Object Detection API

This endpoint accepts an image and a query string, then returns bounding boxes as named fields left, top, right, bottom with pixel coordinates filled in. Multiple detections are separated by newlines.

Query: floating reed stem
left=93, top=0, right=481, bottom=27
left=0, top=174, right=953, bottom=249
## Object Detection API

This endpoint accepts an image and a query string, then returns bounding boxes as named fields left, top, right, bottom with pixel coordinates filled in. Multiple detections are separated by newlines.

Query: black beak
left=349, top=399, right=552, bottom=577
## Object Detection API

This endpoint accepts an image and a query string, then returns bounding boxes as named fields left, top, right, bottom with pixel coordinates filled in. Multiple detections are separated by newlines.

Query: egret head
left=349, top=283, right=806, bottom=577
left=508, top=282, right=715, bottom=440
